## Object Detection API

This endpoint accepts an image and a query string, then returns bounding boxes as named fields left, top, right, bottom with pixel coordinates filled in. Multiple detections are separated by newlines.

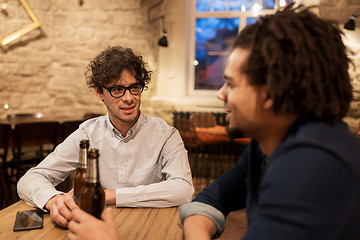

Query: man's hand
left=45, top=191, right=76, bottom=228
left=67, top=207, right=120, bottom=240
left=183, top=215, right=217, bottom=240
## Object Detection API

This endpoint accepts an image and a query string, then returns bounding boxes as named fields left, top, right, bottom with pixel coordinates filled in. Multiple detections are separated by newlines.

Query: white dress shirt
left=17, top=113, right=194, bottom=210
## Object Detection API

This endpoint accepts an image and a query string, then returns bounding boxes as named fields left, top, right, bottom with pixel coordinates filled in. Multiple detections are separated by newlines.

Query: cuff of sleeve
left=179, top=202, right=226, bottom=237
left=38, top=191, right=64, bottom=212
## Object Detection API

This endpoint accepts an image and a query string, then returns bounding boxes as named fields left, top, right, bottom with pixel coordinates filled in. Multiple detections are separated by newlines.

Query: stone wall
left=0, top=0, right=161, bottom=119
left=319, top=0, right=360, bottom=133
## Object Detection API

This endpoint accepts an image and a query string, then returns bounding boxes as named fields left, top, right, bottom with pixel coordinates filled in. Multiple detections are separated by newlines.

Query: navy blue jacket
left=194, top=121, right=360, bottom=239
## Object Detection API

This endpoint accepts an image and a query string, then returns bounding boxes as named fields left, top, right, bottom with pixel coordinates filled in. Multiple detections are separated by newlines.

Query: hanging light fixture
left=158, top=29, right=168, bottom=47
left=1, top=4, right=8, bottom=16
left=148, top=0, right=168, bottom=47
left=344, top=14, right=357, bottom=31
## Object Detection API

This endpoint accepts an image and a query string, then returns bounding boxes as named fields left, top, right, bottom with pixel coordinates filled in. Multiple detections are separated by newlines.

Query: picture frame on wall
left=0, top=0, right=41, bottom=47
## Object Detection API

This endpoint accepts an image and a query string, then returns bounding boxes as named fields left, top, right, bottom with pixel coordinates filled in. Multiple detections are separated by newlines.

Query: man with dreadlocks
left=179, top=4, right=360, bottom=240
left=63, top=4, right=360, bottom=240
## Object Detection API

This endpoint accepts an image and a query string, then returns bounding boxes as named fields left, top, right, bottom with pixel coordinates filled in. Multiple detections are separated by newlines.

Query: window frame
left=187, top=0, right=279, bottom=97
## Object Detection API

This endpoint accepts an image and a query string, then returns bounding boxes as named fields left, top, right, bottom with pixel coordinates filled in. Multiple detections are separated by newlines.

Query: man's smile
left=120, top=105, right=135, bottom=114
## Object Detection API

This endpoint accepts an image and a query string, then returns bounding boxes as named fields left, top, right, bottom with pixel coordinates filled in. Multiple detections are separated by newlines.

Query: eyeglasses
left=104, top=84, right=146, bottom=98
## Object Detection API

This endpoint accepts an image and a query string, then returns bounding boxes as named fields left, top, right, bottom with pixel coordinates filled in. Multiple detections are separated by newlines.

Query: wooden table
left=0, top=201, right=183, bottom=240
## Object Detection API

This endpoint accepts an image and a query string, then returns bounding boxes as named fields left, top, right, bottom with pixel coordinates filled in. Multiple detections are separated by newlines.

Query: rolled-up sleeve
left=179, top=202, right=226, bottom=235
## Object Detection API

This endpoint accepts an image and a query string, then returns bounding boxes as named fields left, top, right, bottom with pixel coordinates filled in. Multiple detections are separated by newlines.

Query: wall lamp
left=156, top=16, right=168, bottom=47
left=148, top=0, right=168, bottom=47
left=344, top=14, right=358, bottom=31
left=1, top=4, right=8, bottom=16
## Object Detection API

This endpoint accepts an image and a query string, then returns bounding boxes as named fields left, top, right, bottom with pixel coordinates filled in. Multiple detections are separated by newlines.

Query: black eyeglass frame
left=104, top=84, right=147, bottom=98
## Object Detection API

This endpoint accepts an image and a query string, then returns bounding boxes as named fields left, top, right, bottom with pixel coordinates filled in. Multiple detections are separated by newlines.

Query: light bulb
left=252, top=4, right=260, bottom=17
left=241, top=5, right=246, bottom=12
left=279, top=0, right=286, bottom=8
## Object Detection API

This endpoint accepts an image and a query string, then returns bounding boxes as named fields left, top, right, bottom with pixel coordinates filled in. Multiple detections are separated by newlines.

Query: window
left=189, top=0, right=293, bottom=94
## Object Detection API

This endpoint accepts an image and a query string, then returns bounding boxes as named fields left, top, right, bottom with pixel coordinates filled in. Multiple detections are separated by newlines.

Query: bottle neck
left=79, top=148, right=88, bottom=169
left=86, top=157, right=99, bottom=184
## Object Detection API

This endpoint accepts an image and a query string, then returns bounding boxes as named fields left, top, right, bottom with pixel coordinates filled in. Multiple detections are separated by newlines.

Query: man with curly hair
left=17, top=46, right=194, bottom=228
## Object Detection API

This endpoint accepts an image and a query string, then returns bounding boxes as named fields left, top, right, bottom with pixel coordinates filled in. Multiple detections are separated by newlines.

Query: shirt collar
left=105, top=112, right=146, bottom=140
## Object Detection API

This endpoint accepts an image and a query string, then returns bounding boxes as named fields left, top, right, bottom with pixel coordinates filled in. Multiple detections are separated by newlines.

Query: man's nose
left=121, top=89, right=133, bottom=101
left=217, top=84, right=227, bottom=101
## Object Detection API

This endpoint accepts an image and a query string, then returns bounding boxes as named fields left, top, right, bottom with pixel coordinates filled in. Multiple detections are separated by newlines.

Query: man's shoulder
left=142, top=114, right=173, bottom=130
left=77, top=115, right=107, bottom=133
left=272, top=121, right=360, bottom=181
left=80, top=115, right=105, bottom=125
left=278, top=121, right=360, bottom=157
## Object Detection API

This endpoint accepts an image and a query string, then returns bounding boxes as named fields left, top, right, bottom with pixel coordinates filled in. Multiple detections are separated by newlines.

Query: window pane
left=196, top=0, right=211, bottom=12
left=246, top=17, right=257, bottom=25
left=194, top=18, right=239, bottom=90
left=229, top=0, right=243, bottom=11
left=244, top=0, right=258, bottom=11
left=263, top=0, right=275, bottom=9
left=214, top=0, right=227, bottom=11
left=196, top=0, right=282, bottom=12
left=284, top=0, right=294, bottom=6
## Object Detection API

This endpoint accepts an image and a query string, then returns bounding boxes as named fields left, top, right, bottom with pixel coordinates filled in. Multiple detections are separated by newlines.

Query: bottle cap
left=79, top=139, right=90, bottom=148
left=88, top=149, right=99, bottom=158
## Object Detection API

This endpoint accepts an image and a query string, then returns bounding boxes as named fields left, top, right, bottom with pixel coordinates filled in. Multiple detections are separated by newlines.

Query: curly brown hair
left=85, top=46, right=152, bottom=93
left=233, top=4, right=353, bottom=124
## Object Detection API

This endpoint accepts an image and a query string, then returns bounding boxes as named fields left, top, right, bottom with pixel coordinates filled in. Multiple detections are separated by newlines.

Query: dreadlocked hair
left=233, top=3, right=353, bottom=124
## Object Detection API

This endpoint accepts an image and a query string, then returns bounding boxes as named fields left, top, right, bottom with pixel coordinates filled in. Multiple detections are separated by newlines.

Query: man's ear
left=262, top=85, right=273, bottom=110
left=94, top=87, right=104, bottom=102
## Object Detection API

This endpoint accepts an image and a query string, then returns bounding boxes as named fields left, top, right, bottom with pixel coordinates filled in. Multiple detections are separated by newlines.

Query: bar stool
left=189, top=112, right=217, bottom=128
left=174, top=118, right=231, bottom=193
left=6, top=121, right=59, bottom=184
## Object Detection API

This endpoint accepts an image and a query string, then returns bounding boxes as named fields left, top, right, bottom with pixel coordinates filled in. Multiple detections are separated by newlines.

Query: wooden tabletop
left=0, top=201, right=183, bottom=240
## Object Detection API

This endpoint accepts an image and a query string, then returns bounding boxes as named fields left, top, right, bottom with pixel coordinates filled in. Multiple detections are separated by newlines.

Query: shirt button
left=119, top=165, right=124, bottom=170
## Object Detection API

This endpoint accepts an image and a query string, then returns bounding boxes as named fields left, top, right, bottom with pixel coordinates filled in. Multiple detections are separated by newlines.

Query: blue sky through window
left=197, top=0, right=276, bottom=12
left=195, top=18, right=239, bottom=89
left=193, top=0, right=291, bottom=90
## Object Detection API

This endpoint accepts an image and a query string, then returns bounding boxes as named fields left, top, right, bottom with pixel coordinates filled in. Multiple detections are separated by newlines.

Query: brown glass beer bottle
left=73, top=139, right=90, bottom=204
left=79, top=149, right=105, bottom=219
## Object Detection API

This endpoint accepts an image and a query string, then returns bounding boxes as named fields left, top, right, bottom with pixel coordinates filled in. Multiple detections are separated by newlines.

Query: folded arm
left=113, top=130, right=194, bottom=207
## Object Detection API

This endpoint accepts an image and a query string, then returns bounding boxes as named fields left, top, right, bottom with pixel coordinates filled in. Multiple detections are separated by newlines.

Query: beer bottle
left=79, top=149, right=105, bottom=219
left=73, top=139, right=90, bottom=204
